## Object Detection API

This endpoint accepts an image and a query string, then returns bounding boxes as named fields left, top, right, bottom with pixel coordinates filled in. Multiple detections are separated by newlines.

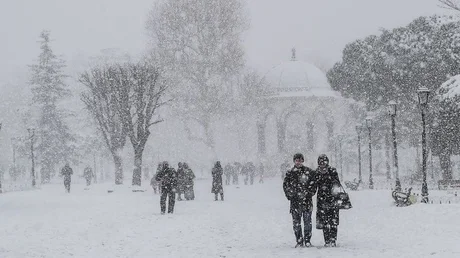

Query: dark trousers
left=160, top=191, right=175, bottom=213
left=292, top=209, right=312, bottom=244
left=323, top=225, right=338, bottom=243
left=319, top=208, right=339, bottom=243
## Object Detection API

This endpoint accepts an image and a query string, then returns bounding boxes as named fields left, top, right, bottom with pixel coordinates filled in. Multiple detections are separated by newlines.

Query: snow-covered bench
left=438, top=180, right=460, bottom=190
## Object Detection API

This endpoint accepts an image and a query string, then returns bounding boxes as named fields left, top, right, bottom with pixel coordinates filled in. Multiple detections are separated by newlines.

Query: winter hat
left=317, top=154, right=329, bottom=166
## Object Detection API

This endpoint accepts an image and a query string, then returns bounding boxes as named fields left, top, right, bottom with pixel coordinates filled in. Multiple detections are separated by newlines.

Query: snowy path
left=1, top=178, right=460, bottom=258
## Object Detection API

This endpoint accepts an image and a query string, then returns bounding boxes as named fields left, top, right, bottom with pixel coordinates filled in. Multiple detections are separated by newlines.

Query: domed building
left=256, top=49, right=350, bottom=164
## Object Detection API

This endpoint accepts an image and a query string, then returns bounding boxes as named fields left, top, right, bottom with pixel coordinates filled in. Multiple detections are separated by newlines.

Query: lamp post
left=27, top=128, right=36, bottom=187
left=0, top=123, right=3, bottom=193
left=388, top=101, right=401, bottom=191
left=337, top=134, right=344, bottom=181
left=365, top=117, right=374, bottom=189
left=417, top=87, right=431, bottom=203
left=355, top=124, right=363, bottom=184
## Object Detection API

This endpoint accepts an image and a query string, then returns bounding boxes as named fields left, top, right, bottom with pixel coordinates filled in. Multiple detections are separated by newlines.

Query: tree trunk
left=439, top=149, right=452, bottom=180
left=113, top=153, right=123, bottom=185
left=132, top=147, right=143, bottom=186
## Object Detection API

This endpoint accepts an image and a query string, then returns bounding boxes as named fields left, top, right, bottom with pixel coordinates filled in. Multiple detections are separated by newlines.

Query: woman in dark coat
left=211, top=161, right=224, bottom=201
left=315, top=154, right=342, bottom=247
left=183, top=162, right=196, bottom=200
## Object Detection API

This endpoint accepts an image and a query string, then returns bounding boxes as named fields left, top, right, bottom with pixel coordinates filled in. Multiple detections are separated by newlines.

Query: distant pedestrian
left=61, top=163, right=73, bottom=193
left=211, top=161, right=224, bottom=201
left=155, top=161, right=178, bottom=214
left=83, top=166, right=93, bottom=186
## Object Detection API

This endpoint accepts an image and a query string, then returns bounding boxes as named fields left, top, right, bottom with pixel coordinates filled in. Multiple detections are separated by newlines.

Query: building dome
left=265, top=59, right=332, bottom=91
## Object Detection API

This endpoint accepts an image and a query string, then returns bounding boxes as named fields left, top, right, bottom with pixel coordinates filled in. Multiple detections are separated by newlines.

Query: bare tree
left=112, top=61, right=169, bottom=186
left=438, top=0, right=460, bottom=11
left=146, top=0, right=249, bottom=157
left=80, top=66, right=128, bottom=185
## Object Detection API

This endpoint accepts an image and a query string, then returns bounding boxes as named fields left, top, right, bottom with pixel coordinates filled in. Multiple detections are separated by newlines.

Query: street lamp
left=27, top=128, right=36, bottom=187
left=337, top=134, right=344, bottom=181
left=365, top=117, right=374, bottom=189
left=355, top=124, right=363, bottom=184
left=0, top=122, right=3, bottom=193
left=417, top=87, right=431, bottom=203
left=388, top=101, right=401, bottom=191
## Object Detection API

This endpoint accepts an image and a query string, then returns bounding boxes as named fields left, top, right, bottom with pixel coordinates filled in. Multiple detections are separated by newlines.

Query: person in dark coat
left=61, top=163, right=73, bottom=193
left=224, top=163, right=232, bottom=185
left=176, top=162, right=185, bottom=201
left=151, top=163, right=162, bottom=194
left=232, top=162, right=241, bottom=185
left=248, top=162, right=256, bottom=185
left=283, top=153, right=317, bottom=248
left=183, top=162, right=196, bottom=200
left=259, top=163, right=265, bottom=184
left=242, top=162, right=250, bottom=185
left=314, top=154, right=342, bottom=247
left=83, top=166, right=93, bottom=186
left=211, top=161, right=224, bottom=201
left=155, top=161, right=178, bottom=214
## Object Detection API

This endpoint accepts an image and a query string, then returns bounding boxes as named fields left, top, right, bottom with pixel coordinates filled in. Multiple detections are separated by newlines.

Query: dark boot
left=220, top=193, right=224, bottom=201
left=330, top=225, right=338, bottom=245
left=214, top=193, right=218, bottom=201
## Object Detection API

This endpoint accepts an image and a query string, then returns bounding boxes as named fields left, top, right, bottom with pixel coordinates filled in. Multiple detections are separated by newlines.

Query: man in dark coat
left=151, top=163, right=163, bottom=194
left=83, top=166, right=93, bottom=186
left=176, top=162, right=185, bottom=201
left=61, top=163, right=73, bottom=193
left=259, top=163, right=265, bottom=184
left=283, top=153, right=317, bottom=248
left=211, top=161, right=224, bottom=201
left=314, top=154, right=342, bottom=247
left=155, top=161, right=178, bottom=214
left=224, top=163, right=232, bottom=185
left=232, top=162, right=241, bottom=185
left=248, top=162, right=256, bottom=185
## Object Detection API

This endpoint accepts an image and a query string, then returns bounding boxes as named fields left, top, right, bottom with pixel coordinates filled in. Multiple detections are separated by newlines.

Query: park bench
left=438, top=179, right=460, bottom=190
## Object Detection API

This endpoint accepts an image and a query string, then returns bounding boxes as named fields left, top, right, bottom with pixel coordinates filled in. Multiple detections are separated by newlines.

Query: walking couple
left=283, top=153, right=344, bottom=248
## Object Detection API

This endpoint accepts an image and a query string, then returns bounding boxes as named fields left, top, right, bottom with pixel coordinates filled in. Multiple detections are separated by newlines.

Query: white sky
left=0, top=0, right=452, bottom=85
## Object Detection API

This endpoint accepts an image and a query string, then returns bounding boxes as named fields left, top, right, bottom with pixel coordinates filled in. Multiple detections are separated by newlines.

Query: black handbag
left=336, top=185, right=352, bottom=209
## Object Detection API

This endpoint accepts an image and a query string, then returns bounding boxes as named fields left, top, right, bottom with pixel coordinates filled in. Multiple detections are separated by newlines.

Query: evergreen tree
left=29, top=30, right=76, bottom=183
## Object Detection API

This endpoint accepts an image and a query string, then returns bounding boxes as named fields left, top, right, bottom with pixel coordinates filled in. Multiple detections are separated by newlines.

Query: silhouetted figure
left=61, top=163, right=73, bottom=193
left=211, top=161, right=224, bottom=201
left=155, top=161, right=178, bottom=214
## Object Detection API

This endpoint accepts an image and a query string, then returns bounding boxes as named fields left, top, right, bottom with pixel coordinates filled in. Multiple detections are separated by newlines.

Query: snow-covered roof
left=266, top=87, right=341, bottom=99
left=439, top=74, right=460, bottom=100
left=265, top=59, right=332, bottom=91
left=263, top=56, right=341, bottom=99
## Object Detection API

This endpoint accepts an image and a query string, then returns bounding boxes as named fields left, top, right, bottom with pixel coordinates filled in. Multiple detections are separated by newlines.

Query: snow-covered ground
left=1, top=178, right=460, bottom=258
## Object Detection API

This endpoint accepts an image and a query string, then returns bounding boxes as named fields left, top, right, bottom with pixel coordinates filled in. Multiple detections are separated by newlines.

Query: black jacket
left=155, top=167, right=178, bottom=192
left=211, top=165, right=223, bottom=193
left=283, top=165, right=317, bottom=212
left=315, top=166, right=341, bottom=209
left=315, top=166, right=341, bottom=226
